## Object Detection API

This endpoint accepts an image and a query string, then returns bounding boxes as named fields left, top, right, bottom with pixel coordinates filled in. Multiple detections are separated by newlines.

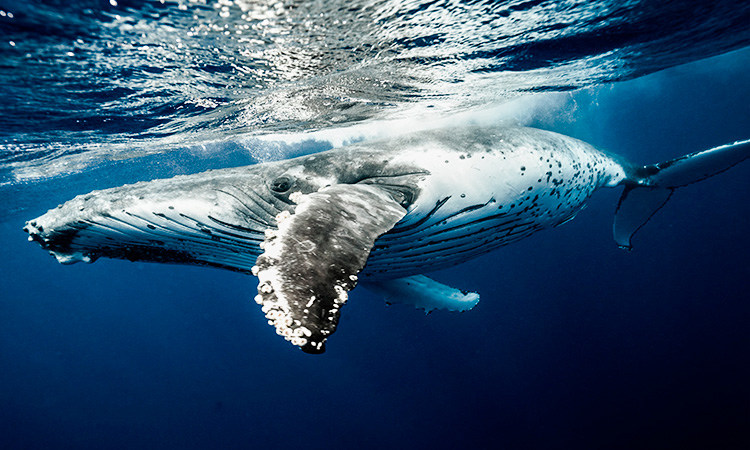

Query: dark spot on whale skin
left=146, top=224, right=156, bottom=230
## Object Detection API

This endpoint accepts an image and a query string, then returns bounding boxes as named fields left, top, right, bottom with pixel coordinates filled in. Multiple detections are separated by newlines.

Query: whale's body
left=25, top=126, right=750, bottom=353
left=361, top=127, right=625, bottom=278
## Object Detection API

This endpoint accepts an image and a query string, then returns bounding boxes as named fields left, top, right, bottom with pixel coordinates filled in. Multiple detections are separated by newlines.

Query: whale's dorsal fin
left=252, top=184, right=407, bottom=354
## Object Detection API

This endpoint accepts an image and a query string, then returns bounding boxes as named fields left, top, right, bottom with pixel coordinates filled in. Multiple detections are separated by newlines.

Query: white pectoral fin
left=362, top=275, right=480, bottom=313
left=253, top=184, right=407, bottom=354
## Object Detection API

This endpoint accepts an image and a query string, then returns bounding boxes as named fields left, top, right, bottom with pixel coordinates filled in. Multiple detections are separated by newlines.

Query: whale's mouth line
left=24, top=188, right=278, bottom=272
left=27, top=211, right=266, bottom=271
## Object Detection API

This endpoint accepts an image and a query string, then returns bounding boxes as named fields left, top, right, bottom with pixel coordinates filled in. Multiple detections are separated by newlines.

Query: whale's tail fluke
left=614, top=139, right=750, bottom=250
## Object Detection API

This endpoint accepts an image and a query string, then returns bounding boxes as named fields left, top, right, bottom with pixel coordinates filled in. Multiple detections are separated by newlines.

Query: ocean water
left=1, top=1, right=750, bottom=449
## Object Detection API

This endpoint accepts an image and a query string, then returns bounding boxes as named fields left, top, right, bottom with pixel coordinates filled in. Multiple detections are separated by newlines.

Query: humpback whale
left=24, top=127, right=750, bottom=353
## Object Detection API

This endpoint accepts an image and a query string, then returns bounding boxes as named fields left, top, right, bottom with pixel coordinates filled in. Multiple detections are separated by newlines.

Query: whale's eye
left=270, top=176, right=293, bottom=193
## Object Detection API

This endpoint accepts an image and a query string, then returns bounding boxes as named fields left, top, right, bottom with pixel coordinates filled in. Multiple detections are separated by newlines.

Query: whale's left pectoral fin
left=252, top=184, right=407, bottom=354
left=362, top=275, right=480, bottom=313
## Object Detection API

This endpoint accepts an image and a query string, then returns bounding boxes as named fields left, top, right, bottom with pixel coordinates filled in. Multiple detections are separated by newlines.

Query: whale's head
left=24, top=164, right=286, bottom=272
left=24, top=145, right=429, bottom=354
left=24, top=147, right=425, bottom=273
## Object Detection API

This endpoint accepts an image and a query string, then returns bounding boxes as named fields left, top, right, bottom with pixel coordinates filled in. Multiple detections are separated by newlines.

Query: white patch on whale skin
left=53, top=251, right=92, bottom=265
left=254, top=205, right=306, bottom=346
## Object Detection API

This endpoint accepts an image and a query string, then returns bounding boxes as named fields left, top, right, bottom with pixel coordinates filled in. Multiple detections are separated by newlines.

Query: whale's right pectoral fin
left=252, top=184, right=407, bottom=354
left=362, top=275, right=480, bottom=313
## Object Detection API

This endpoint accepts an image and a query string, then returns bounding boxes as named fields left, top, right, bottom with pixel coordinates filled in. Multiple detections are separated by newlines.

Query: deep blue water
left=2, top=1, right=750, bottom=449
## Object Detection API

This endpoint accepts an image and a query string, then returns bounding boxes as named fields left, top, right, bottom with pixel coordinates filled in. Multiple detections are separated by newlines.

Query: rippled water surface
left=1, top=0, right=749, bottom=179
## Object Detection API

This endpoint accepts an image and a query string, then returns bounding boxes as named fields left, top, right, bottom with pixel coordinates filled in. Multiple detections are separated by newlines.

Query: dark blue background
left=1, top=49, right=749, bottom=449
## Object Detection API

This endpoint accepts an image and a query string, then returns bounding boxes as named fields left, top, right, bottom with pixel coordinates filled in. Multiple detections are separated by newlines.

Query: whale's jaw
left=24, top=173, right=287, bottom=273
